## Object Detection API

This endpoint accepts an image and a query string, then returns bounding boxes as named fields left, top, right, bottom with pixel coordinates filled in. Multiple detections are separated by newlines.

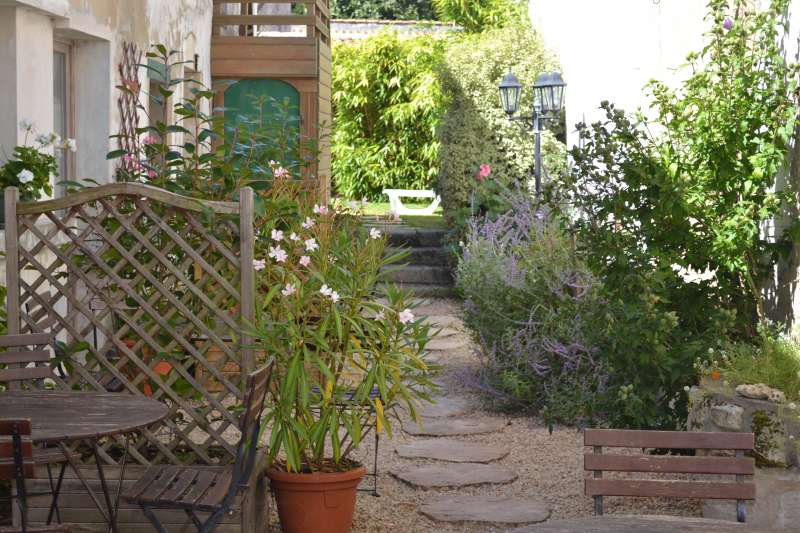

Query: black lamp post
left=499, top=71, right=566, bottom=198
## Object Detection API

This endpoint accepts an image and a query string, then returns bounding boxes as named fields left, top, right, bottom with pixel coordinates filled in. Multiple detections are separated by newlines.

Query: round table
left=0, top=391, right=169, bottom=533
left=513, top=515, right=771, bottom=532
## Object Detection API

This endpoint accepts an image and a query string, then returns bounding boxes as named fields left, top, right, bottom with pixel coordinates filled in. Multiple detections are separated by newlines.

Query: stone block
left=710, top=403, right=744, bottom=431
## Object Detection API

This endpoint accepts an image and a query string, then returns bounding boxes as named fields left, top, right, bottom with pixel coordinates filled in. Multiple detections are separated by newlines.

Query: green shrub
left=456, top=190, right=608, bottom=427
left=436, top=23, right=565, bottom=227
left=332, top=33, right=446, bottom=200
left=331, top=0, right=436, bottom=20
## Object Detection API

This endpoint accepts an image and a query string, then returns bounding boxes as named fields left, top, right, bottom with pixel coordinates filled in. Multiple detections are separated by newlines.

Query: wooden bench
left=584, top=429, right=755, bottom=523
left=382, top=189, right=441, bottom=217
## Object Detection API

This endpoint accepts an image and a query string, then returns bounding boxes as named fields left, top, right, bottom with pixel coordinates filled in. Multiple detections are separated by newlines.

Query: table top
left=514, top=515, right=769, bottom=533
left=0, top=391, right=170, bottom=444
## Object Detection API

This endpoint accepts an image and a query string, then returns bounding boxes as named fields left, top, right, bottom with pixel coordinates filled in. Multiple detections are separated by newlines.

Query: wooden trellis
left=3, top=183, right=255, bottom=467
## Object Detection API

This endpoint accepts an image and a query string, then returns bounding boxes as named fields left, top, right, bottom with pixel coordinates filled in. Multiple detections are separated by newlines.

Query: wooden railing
left=212, top=1, right=330, bottom=44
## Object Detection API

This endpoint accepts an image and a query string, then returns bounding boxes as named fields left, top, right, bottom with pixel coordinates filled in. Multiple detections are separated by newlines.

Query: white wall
left=529, top=0, right=708, bottom=148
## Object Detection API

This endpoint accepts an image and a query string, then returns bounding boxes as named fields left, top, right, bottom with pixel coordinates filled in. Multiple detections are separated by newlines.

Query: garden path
left=345, top=298, right=701, bottom=533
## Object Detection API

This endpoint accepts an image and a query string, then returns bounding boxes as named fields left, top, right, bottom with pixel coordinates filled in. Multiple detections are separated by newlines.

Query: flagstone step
left=395, top=439, right=508, bottom=463
left=391, top=463, right=517, bottom=488
left=420, top=496, right=550, bottom=526
left=405, top=418, right=506, bottom=437
left=420, top=397, right=471, bottom=418
left=427, top=337, right=469, bottom=352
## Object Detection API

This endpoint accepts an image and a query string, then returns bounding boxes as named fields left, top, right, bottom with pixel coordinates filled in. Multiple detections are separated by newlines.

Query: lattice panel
left=116, top=42, right=142, bottom=177
left=5, top=184, right=255, bottom=466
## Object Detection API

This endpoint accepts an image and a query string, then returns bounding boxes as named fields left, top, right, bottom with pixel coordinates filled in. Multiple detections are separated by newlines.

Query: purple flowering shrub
left=456, top=191, right=608, bottom=426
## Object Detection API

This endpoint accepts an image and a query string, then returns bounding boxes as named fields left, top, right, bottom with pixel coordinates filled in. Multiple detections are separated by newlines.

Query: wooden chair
left=584, top=429, right=756, bottom=523
left=0, top=419, right=69, bottom=533
left=123, top=361, right=274, bottom=533
left=0, top=333, right=76, bottom=525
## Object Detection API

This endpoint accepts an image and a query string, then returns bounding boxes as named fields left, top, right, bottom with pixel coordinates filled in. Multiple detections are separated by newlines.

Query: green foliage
left=252, top=206, right=437, bottom=472
left=710, top=332, right=800, bottom=402
left=331, top=0, right=436, bottom=20
left=433, top=0, right=526, bottom=32
left=332, top=32, right=446, bottom=200
left=437, top=22, right=565, bottom=229
left=551, top=0, right=797, bottom=428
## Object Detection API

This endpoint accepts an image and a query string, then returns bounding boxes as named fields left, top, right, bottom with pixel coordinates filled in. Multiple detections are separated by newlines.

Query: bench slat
left=584, top=453, right=754, bottom=475
left=0, top=350, right=51, bottom=365
left=585, top=479, right=755, bottom=500
left=0, top=333, right=51, bottom=348
left=584, top=429, right=754, bottom=450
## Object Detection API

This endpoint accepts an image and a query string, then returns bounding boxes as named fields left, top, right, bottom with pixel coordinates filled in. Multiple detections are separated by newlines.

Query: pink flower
left=281, top=283, right=296, bottom=296
left=313, top=204, right=329, bottom=215
left=304, top=238, right=319, bottom=252
left=147, top=170, right=157, bottom=178
left=299, top=255, right=311, bottom=267
left=290, top=232, right=301, bottom=242
left=475, top=163, right=492, bottom=183
left=253, top=259, right=266, bottom=271
left=122, top=154, right=134, bottom=163
left=274, top=166, right=289, bottom=179
left=268, top=246, right=288, bottom=263
left=302, top=217, right=315, bottom=229
left=398, top=308, right=415, bottom=324
left=271, top=229, right=284, bottom=242
left=143, top=134, right=158, bottom=145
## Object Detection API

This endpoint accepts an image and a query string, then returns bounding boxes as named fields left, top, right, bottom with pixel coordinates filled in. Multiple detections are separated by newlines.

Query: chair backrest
left=584, top=429, right=755, bottom=523
left=230, top=361, right=275, bottom=493
left=0, top=333, right=57, bottom=390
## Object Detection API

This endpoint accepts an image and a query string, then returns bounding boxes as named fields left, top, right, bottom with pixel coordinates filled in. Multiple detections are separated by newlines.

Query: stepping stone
left=427, top=337, right=468, bottom=351
left=395, top=439, right=508, bottom=463
left=391, top=463, right=517, bottom=488
left=433, top=327, right=459, bottom=338
left=420, top=495, right=550, bottom=525
left=405, top=417, right=506, bottom=436
left=420, top=397, right=471, bottom=418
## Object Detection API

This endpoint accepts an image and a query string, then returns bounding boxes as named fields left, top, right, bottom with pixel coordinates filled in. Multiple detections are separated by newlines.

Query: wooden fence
left=3, top=183, right=256, bottom=467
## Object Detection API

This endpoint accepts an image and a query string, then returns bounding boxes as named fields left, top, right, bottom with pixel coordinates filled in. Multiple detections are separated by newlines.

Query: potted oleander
left=251, top=203, right=437, bottom=533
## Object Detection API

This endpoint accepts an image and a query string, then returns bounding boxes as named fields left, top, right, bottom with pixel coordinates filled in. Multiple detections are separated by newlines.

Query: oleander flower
left=299, top=255, right=311, bottom=267
left=271, top=229, right=284, bottom=242
left=398, top=308, right=415, bottom=324
left=313, top=204, right=329, bottom=215
left=304, top=238, right=319, bottom=252
left=253, top=259, right=266, bottom=271
left=281, top=283, right=297, bottom=297
left=269, top=246, right=288, bottom=263
left=290, top=232, right=300, bottom=242
left=302, top=217, right=315, bottom=229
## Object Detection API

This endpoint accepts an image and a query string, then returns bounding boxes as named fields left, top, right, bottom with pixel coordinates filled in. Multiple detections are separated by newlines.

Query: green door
left=223, top=79, right=301, bottom=171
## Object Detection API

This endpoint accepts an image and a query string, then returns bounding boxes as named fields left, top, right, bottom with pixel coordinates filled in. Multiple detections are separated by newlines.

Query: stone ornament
left=735, top=383, right=786, bottom=403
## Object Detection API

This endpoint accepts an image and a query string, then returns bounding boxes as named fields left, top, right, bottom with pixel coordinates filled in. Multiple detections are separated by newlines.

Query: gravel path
left=346, top=298, right=698, bottom=532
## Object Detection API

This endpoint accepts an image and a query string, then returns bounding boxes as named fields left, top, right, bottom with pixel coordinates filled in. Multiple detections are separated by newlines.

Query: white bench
left=382, top=189, right=441, bottom=217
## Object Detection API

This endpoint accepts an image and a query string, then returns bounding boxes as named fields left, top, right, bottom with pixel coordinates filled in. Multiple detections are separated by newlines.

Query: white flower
left=65, top=138, right=77, bottom=152
left=302, top=217, right=315, bottom=229
left=16, top=169, right=34, bottom=184
left=369, top=228, right=381, bottom=240
left=304, top=238, right=319, bottom=252
left=313, top=204, right=329, bottom=215
left=299, top=255, right=311, bottom=267
left=329, top=291, right=340, bottom=303
left=268, top=246, right=288, bottom=263
left=281, top=283, right=296, bottom=296
left=271, top=229, right=284, bottom=242
left=320, top=284, right=333, bottom=297
left=374, top=309, right=385, bottom=321
left=35, top=134, right=51, bottom=145
left=18, top=119, right=34, bottom=131
left=398, top=308, right=415, bottom=324
left=789, top=403, right=797, bottom=411
left=253, top=259, right=266, bottom=271
left=290, top=232, right=300, bottom=242
left=683, top=386, right=691, bottom=392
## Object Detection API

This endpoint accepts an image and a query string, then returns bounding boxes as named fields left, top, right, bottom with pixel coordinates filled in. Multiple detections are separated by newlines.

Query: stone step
left=420, top=397, right=471, bottom=418
left=420, top=496, right=550, bottom=526
left=382, top=265, right=452, bottom=285
left=386, top=246, right=449, bottom=266
left=404, top=418, right=506, bottom=437
left=390, top=463, right=517, bottom=488
left=395, top=439, right=508, bottom=463
left=381, top=227, right=447, bottom=248
left=427, top=337, right=468, bottom=352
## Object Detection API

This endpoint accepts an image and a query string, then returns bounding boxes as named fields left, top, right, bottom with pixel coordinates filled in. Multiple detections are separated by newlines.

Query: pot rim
left=267, top=464, right=367, bottom=484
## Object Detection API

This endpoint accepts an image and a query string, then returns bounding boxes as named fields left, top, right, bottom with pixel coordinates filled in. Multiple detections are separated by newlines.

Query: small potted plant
left=1, top=120, right=75, bottom=224
left=251, top=203, right=437, bottom=533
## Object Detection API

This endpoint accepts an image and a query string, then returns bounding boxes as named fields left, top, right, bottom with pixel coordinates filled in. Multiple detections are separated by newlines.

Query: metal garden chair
left=123, top=361, right=274, bottom=533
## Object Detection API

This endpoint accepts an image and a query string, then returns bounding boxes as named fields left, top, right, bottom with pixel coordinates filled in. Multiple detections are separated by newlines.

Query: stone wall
left=688, top=380, right=800, bottom=529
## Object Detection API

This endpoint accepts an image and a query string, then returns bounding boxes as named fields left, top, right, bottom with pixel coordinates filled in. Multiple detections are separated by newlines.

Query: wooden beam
left=584, top=429, right=754, bottom=450
left=213, top=15, right=315, bottom=26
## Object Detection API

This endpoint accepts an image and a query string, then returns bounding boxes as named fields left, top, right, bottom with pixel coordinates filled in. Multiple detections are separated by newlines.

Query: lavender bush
left=456, top=190, right=608, bottom=427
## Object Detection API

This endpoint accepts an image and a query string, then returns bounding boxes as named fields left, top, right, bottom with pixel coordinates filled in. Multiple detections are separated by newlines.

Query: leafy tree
left=432, top=0, right=526, bottom=32
left=331, top=0, right=436, bottom=20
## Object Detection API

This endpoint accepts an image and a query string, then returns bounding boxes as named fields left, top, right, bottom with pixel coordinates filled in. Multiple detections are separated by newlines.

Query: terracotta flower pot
left=267, top=465, right=366, bottom=533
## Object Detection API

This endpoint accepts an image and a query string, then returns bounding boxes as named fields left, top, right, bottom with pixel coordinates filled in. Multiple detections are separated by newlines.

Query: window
left=53, top=42, right=73, bottom=197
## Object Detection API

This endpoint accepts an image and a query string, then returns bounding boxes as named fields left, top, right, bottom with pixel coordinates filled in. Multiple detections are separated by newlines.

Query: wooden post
left=5, top=188, right=21, bottom=360
left=736, top=449, right=747, bottom=522
left=239, top=187, right=255, bottom=379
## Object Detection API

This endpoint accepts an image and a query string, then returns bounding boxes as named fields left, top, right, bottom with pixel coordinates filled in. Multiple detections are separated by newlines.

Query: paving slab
left=420, top=495, right=550, bottom=525
left=405, top=417, right=506, bottom=436
left=427, top=337, right=469, bottom=351
left=391, top=463, right=517, bottom=488
left=395, top=439, right=508, bottom=463
left=420, top=397, right=471, bottom=418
